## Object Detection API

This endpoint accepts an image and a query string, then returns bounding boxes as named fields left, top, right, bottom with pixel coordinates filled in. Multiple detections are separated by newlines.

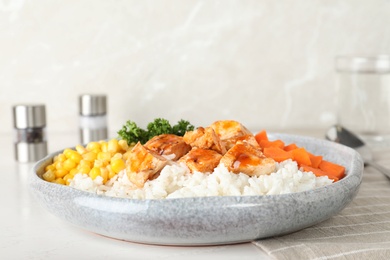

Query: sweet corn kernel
left=63, top=159, right=77, bottom=171
left=68, top=169, right=77, bottom=178
left=55, top=161, right=64, bottom=170
left=112, top=153, right=122, bottom=160
left=55, top=168, right=68, bottom=178
left=86, top=142, right=100, bottom=151
left=107, top=165, right=116, bottom=179
left=45, top=164, right=56, bottom=172
left=75, top=144, right=87, bottom=155
left=111, top=158, right=125, bottom=173
left=57, top=154, right=66, bottom=162
left=79, top=159, right=91, bottom=167
left=108, top=139, right=119, bottom=154
left=100, top=142, right=108, bottom=153
left=89, top=167, right=101, bottom=180
left=83, top=152, right=97, bottom=162
left=78, top=164, right=91, bottom=174
left=63, top=174, right=73, bottom=184
left=63, top=148, right=73, bottom=158
left=91, top=148, right=101, bottom=154
left=42, top=170, right=56, bottom=182
left=54, top=178, right=66, bottom=185
left=100, top=167, right=109, bottom=184
left=118, top=139, right=128, bottom=151
left=123, top=151, right=131, bottom=161
left=94, top=160, right=104, bottom=168
left=68, top=150, right=82, bottom=163
left=97, top=152, right=111, bottom=162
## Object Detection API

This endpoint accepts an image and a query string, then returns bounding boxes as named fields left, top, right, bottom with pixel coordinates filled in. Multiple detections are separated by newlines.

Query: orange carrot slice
left=263, top=147, right=293, bottom=162
left=284, top=143, right=298, bottom=152
left=308, top=153, right=323, bottom=168
left=259, top=139, right=285, bottom=150
left=318, top=160, right=346, bottom=180
left=291, top=147, right=312, bottom=166
left=301, top=164, right=339, bottom=182
left=255, top=130, right=269, bottom=144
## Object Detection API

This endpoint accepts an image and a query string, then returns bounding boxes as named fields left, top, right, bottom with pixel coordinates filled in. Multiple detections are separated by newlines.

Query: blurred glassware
left=13, top=104, right=48, bottom=162
left=335, top=54, right=390, bottom=147
left=79, top=94, right=108, bottom=144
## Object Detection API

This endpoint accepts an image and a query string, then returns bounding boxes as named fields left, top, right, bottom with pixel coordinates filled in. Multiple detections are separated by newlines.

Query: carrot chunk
left=308, top=153, right=323, bottom=168
left=263, top=147, right=293, bottom=162
left=318, top=160, right=346, bottom=179
left=301, top=165, right=339, bottom=182
left=284, top=143, right=298, bottom=151
left=255, top=130, right=269, bottom=144
left=291, top=147, right=311, bottom=166
left=259, top=139, right=285, bottom=150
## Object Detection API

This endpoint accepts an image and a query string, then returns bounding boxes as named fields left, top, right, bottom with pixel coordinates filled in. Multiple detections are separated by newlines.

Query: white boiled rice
left=68, top=159, right=333, bottom=199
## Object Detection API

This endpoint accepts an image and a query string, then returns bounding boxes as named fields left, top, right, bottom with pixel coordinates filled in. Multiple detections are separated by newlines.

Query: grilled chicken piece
left=144, top=134, right=191, bottom=161
left=210, top=120, right=257, bottom=150
left=178, top=148, right=223, bottom=173
left=210, top=120, right=252, bottom=141
left=183, top=127, right=226, bottom=154
left=125, top=142, right=168, bottom=188
left=223, top=134, right=260, bottom=150
left=220, top=141, right=276, bottom=177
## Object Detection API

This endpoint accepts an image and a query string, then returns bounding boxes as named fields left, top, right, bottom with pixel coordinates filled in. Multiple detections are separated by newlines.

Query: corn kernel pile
left=42, top=139, right=132, bottom=185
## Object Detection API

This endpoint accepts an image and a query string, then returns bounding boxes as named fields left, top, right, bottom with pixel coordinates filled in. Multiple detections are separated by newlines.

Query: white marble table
left=1, top=132, right=271, bottom=260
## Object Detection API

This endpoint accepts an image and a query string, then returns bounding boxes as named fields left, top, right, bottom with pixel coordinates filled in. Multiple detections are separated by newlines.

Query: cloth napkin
left=252, top=148, right=390, bottom=260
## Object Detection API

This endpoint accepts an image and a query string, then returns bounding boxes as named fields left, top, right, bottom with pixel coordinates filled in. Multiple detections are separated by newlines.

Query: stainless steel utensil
left=326, top=125, right=390, bottom=178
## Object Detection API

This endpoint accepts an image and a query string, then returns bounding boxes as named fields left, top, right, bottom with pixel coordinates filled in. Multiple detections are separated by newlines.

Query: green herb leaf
left=172, top=119, right=194, bottom=136
left=117, top=120, right=148, bottom=145
left=117, top=118, right=195, bottom=145
left=146, top=118, right=173, bottom=139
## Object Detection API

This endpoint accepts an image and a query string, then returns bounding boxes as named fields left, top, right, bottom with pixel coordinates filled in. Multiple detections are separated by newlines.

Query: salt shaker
left=79, top=94, right=108, bottom=144
left=13, top=104, right=48, bottom=163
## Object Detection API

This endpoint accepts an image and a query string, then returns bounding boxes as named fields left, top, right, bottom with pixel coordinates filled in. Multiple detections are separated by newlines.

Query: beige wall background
left=1, top=0, right=390, bottom=137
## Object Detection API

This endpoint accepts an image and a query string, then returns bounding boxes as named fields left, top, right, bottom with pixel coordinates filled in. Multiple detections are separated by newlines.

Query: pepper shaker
left=13, top=104, right=48, bottom=163
left=79, top=94, right=108, bottom=144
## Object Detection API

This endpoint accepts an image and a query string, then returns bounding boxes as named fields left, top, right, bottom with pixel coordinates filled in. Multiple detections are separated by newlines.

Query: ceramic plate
left=30, top=133, right=363, bottom=245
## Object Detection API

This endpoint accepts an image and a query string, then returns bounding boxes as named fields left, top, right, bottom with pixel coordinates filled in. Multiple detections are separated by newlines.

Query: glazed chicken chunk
left=220, top=141, right=276, bottom=177
left=183, top=127, right=226, bottom=154
left=210, top=120, right=255, bottom=150
left=222, top=134, right=260, bottom=150
left=210, top=120, right=252, bottom=140
left=144, top=134, right=191, bottom=161
left=178, top=148, right=223, bottom=173
left=126, top=142, right=168, bottom=188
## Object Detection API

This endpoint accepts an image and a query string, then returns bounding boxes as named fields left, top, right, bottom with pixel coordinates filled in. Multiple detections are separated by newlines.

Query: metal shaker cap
left=79, top=94, right=107, bottom=116
left=13, top=104, right=46, bottom=129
